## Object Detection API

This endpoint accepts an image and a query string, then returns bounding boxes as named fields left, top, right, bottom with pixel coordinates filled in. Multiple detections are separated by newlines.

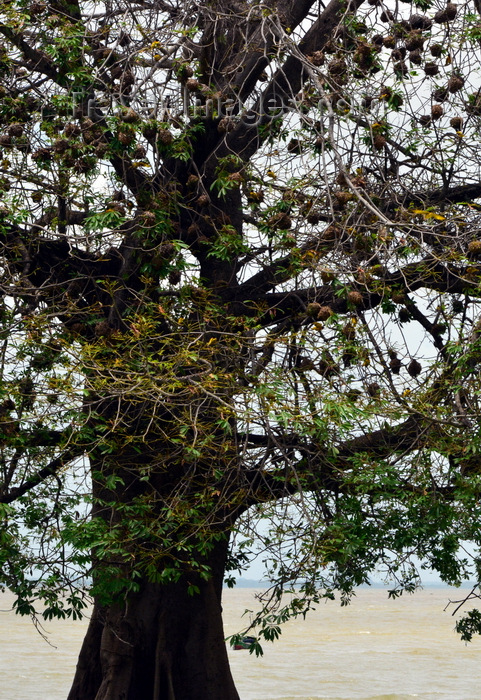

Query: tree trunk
left=68, top=540, right=240, bottom=700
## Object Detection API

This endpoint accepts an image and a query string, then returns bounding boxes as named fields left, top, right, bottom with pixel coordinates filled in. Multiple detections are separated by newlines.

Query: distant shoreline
left=226, top=578, right=478, bottom=589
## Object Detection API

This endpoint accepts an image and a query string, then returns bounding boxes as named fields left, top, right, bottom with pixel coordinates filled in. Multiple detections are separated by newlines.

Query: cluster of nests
left=305, top=299, right=430, bottom=382
left=362, top=360, right=422, bottom=400
left=299, top=350, right=423, bottom=398
left=375, top=2, right=459, bottom=78
left=0, top=123, right=29, bottom=156
left=308, top=5, right=464, bottom=129
left=0, top=108, right=176, bottom=174
left=387, top=351, right=423, bottom=378
left=364, top=356, right=422, bottom=396
left=0, top=120, right=101, bottom=174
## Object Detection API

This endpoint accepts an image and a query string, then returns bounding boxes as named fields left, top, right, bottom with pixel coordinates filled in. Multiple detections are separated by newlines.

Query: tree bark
left=68, top=539, right=239, bottom=700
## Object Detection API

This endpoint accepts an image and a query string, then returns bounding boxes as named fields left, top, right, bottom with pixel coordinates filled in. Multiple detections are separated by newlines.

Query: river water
left=0, top=586, right=479, bottom=699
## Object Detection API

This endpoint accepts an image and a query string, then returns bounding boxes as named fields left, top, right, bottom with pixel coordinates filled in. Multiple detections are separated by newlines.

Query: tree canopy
left=1, top=0, right=481, bottom=697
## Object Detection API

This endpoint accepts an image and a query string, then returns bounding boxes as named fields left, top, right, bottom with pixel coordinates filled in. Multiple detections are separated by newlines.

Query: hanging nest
left=218, top=118, right=235, bottom=134
left=468, top=240, right=481, bottom=257
left=7, top=123, right=24, bottom=138
left=267, top=212, right=292, bottom=230
left=306, top=209, right=320, bottom=224
left=407, top=359, right=422, bottom=377
left=409, top=14, right=432, bottom=30
left=353, top=44, right=374, bottom=71
left=185, top=78, right=200, bottom=91
left=117, top=128, right=135, bottom=146
left=94, top=321, right=113, bottom=338
left=318, top=358, right=339, bottom=377
left=389, top=356, right=402, bottom=374
left=32, top=147, right=53, bottom=162
left=287, top=138, right=302, bottom=154
left=433, top=86, right=449, bottom=102
left=141, top=211, right=157, bottom=226
left=196, top=194, right=210, bottom=207
left=158, top=242, right=176, bottom=259
left=227, top=172, right=243, bottom=184
left=373, top=133, right=387, bottom=150
left=404, top=31, right=424, bottom=52
left=448, top=75, right=465, bottom=93
left=394, top=19, right=411, bottom=36
left=177, top=64, right=193, bottom=81
left=64, top=122, right=81, bottom=138
left=366, top=382, right=380, bottom=397
left=399, top=307, right=412, bottom=323
left=390, top=48, right=402, bottom=62
left=342, top=323, right=356, bottom=340
left=120, top=108, right=140, bottom=124
left=53, top=138, right=70, bottom=154
left=409, top=50, right=423, bottom=65
left=95, top=143, right=108, bottom=158
left=320, top=269, right=335, bottom=283
left=309, top=51, right=325, bottom=66
left=186, top=174, right=199, bottom=188
left=73, top=157, right=96, bottom=174
left=330, top=58, right=348, bottom=79
left=142, top=121, right=158, bottom=140
left=306, top=302, right=322, bottom=318
left=158, top=128, right=174, bottom=145
left=445, top=3, right=458, bottom=19
left=168, top=269, right=182, bottom=285
left=424, top=62, right=439, bottom=76
left=347, top=290, right=363, bottom=306
left=434, top=4, right=457, bottom=22
left=317, top=305, right=333, bottom=321
left=466, top=94, right=481, bottom=116
left=391, top=291, right=406, bottom=304
left=322, top=224, right=342, bottom=241
left=29, top=2, right=46, bottom=14
left=334, top=191, right=354, bottom=208
left=120, top=69, right=135, bottom=89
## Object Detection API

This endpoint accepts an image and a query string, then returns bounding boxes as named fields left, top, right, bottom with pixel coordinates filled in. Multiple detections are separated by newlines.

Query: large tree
left=2, top=0, right=481, bottom=697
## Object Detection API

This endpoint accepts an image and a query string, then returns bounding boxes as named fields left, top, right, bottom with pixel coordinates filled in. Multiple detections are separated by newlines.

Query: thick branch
left=0, top=447, right=82, bottom=504
left=0, top=25, right=61, bottom=82
left=226, top=255, right=481, bottom=328
left=415, top=183, right=481, bottom=207
left=242, top=415, right=428, bottom=505
left=210, top=1, right=319, bottom=101
left=215, top=0, right=365, bottom=165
